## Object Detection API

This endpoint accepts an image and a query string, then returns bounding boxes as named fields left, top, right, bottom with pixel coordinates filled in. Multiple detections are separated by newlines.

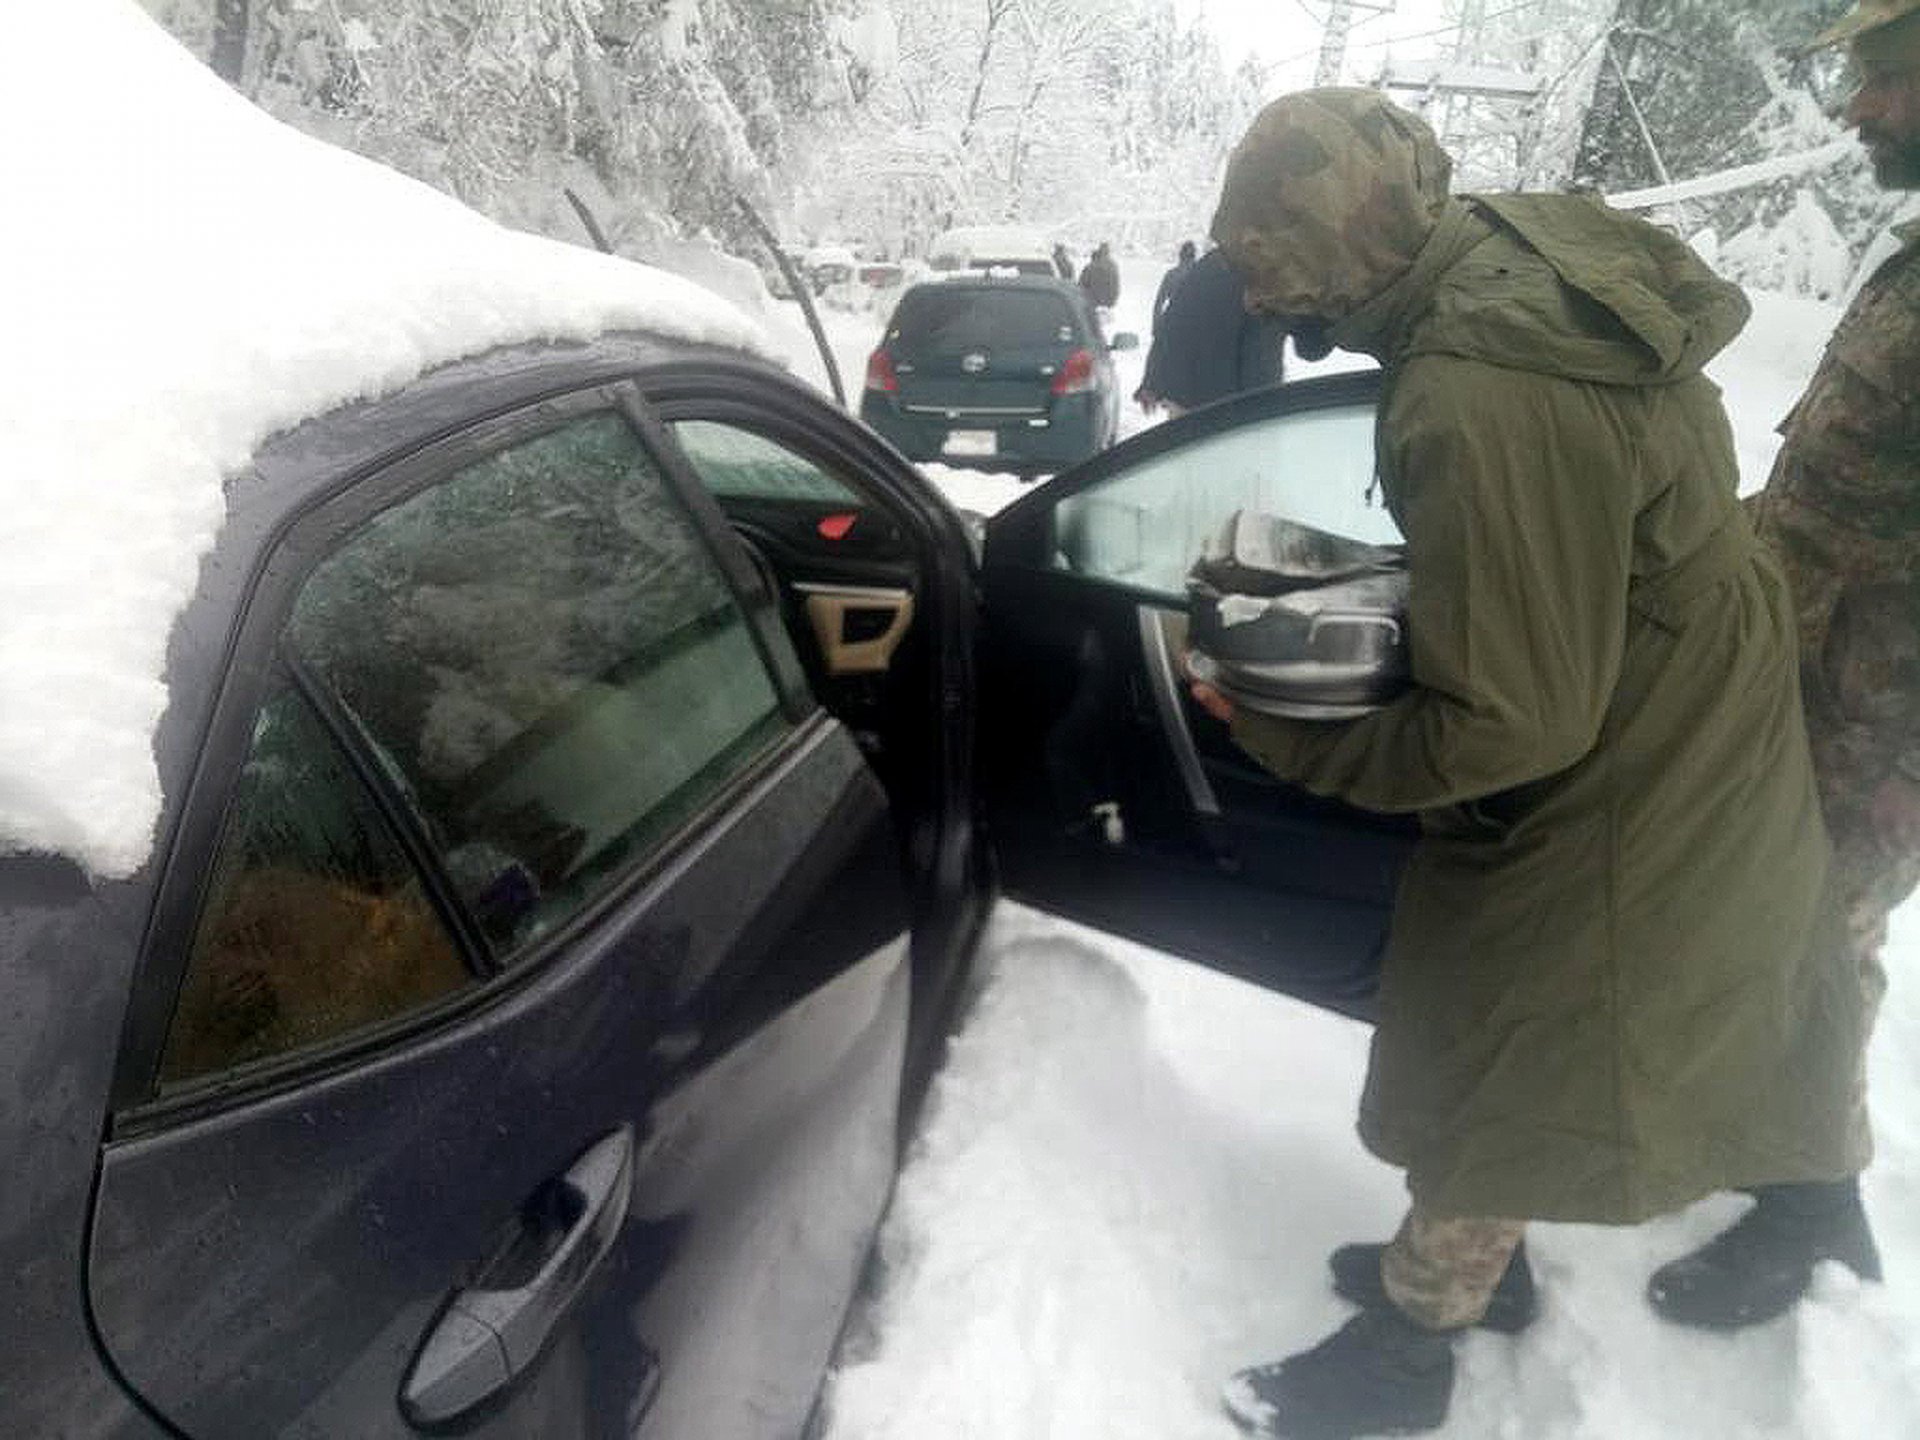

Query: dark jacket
left=1078, top=248, right=1120, bottom=308
left=1151, top=256, right=1195, bottom=332
left=1140, top=249, right=1285, bottom=410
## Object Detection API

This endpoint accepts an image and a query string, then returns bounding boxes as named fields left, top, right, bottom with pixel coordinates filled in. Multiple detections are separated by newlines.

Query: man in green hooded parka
left=1193, top=90, right=1872, bottom=1439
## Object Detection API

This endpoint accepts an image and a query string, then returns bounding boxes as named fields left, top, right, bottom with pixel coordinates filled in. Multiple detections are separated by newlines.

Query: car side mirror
left=1107, top=332, right=1139, bottom=352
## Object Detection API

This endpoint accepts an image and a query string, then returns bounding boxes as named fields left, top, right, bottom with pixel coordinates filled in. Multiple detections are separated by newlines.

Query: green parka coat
left=1215, top=115, right=1869, bottom=1222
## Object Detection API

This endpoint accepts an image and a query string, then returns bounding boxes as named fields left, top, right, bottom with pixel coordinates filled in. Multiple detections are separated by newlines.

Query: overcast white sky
left=1182, top=0, right=1463, bottom=90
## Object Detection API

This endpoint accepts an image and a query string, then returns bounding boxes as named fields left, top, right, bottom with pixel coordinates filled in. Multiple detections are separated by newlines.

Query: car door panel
left=980, top=374, right=1414, bottom=1017
left=88, top=384, right=919, bottom=1440
left=801, top=584, right=917, bottom=676
left=645, top=380, right=993, bottom=1109
left=723, top=494, right=917, bottom=583
left=91, top=717, right=908, bottom=1440
left=1141, top=604, right=1408, bottom=908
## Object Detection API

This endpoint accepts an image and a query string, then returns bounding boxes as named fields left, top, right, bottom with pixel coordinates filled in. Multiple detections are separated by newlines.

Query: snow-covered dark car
left=859, top=275, right=1138, bottom=476
left=5, top=8, right=1414, bottom=1440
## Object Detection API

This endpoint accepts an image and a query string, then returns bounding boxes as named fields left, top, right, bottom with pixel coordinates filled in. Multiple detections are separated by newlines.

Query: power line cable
left=1349, top=0, right=1547, bottom=52
left=1263, top=0, right=1547, bottom=74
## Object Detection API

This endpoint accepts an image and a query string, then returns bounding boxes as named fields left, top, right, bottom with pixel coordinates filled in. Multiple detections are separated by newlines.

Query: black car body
left=7, top=334, right=989, bottom=1440
left=3, top=317, right=1410, bottom=1438
left=859, top=276, right=1134, bottom=476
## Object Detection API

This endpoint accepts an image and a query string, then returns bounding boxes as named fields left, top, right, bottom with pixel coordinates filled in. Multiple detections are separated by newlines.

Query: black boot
left=1328, top=1239, right=1538, bottom=1334
left=1647, top=1178, right=1882, bottom=1330
left=1222, top=1309, right=1455, bottom=1439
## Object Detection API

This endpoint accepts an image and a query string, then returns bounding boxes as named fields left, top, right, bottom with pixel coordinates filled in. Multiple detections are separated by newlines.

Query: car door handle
left=400, top=1127, right=634, bottom=1427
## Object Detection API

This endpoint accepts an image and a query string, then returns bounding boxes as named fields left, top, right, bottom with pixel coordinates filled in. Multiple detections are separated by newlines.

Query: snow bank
left=823, top=918, right=1401, bottom=1437
left=0, top=0, right=769, bottom=878
left=1721, top=193, right=1856, bottom=303
left=1706, top=288, right=1843, bottom=494
left=821, top=898, right=1920, bottom=1439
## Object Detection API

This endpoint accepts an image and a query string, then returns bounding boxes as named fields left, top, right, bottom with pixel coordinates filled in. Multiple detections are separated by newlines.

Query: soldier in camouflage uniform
left=1647, top=0, right=1920, bottom=1332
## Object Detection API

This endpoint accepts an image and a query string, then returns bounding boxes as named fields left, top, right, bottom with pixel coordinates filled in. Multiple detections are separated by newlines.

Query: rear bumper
left=860, top=392, right=1108, bottom=472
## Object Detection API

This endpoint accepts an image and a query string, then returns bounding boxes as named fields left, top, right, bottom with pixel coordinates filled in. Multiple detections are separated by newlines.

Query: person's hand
left=1190, top=681, right=1236, bottom=723
left=1180, top=650, right=1235, bottom=723
left=1869, top=771, right=1920, bottom=858
left=1133, top=386, right=1160, bottom=414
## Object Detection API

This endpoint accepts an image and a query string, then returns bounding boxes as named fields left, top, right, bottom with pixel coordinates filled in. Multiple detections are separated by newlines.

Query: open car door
left=977, top=371, right=1413, bottom=1018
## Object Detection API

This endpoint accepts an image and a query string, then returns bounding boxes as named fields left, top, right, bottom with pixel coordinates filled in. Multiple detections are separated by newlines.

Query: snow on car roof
left=0, top=0, right=774, bottom=880
left=929, top=224, right=1056, bottom=261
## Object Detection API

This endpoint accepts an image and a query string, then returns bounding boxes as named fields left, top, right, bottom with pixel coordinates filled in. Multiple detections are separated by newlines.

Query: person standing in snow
left=1645, top=0, right=1920, bottom=1330
left=1190, top=88, right=1868, bottom=1439
left=1151, top=239, right=1198, bottom=333
left=1134, top=246, right=1285, bottom=416
left=1077, top=241, right=1120, bottom=310
left=1052, top=241, right=1075, bottom=280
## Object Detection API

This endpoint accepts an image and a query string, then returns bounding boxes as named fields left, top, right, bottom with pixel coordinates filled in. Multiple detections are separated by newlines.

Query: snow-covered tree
left=799, top=0, right=1259, bottom=258
left=142, top=0, right=881, bottom=260
left=1569, top=0, right=1900, bottom=289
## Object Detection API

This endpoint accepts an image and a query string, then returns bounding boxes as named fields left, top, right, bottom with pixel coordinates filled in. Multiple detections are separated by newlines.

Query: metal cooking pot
left=1186, top=510, right=1410, bottom=720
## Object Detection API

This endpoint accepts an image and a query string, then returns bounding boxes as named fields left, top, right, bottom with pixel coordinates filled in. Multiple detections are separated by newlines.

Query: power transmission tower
left=1442, top=0, right=1487, bottom=151
left=1314, top=0, right=1396, bottom=86
left=1371, top=0, right=1543, bottom=185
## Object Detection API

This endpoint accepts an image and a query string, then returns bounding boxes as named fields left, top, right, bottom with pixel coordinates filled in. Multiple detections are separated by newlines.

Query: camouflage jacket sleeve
left=1767, top=236, right=1920, bottom=547
left=1757, top=233, right=1920, bottom=786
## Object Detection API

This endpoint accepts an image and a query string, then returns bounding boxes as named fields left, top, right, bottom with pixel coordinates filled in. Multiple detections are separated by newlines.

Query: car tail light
left=865, top=348, right=899, bottom=392
left=1051, top=347, right=1095, bottom=396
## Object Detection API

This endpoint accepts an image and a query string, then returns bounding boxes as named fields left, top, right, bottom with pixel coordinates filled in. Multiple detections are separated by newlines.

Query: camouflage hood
left=1211, top=88, right=1750, bottom=383
left=1210, top=89, right=1452, bottom=323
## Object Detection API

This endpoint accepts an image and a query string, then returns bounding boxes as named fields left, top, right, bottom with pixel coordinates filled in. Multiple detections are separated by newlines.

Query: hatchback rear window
left=889, top=288, right=1077, bottom=352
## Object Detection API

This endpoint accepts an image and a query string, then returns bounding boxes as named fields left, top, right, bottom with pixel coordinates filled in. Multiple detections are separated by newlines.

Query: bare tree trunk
left=210, top=0, right=250, bottom=86
left=959, top=0, right=1013, bottom=152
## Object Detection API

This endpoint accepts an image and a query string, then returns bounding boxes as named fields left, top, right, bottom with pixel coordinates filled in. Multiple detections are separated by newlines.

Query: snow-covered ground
left=819, top=900, right=1920, bottom=1440
left=798, top=268, right=1920, bottom=1438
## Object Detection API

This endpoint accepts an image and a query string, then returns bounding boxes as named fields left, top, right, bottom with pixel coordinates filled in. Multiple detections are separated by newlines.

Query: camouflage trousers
left=1830, top=818, right=1918, bottom=1034
left=1381, top=1207, right=1526, bottom=1331
left=1795, top=570, right=1920, bottom=1027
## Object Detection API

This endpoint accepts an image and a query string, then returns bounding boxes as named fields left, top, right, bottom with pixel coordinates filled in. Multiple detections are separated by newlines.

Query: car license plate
left=943, top=430, right=996, bottom=457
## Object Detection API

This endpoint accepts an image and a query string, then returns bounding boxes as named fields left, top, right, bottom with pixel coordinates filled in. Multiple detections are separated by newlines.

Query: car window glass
left=670, top=418, right=860, bottom=503
left=1049, top=402, right=1396, bottom=598
left=159, top=686, right=468, bottom=1088
left=287, top=412, right=788, bottom=955
left=890, top=288, right=1077, bottom=350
